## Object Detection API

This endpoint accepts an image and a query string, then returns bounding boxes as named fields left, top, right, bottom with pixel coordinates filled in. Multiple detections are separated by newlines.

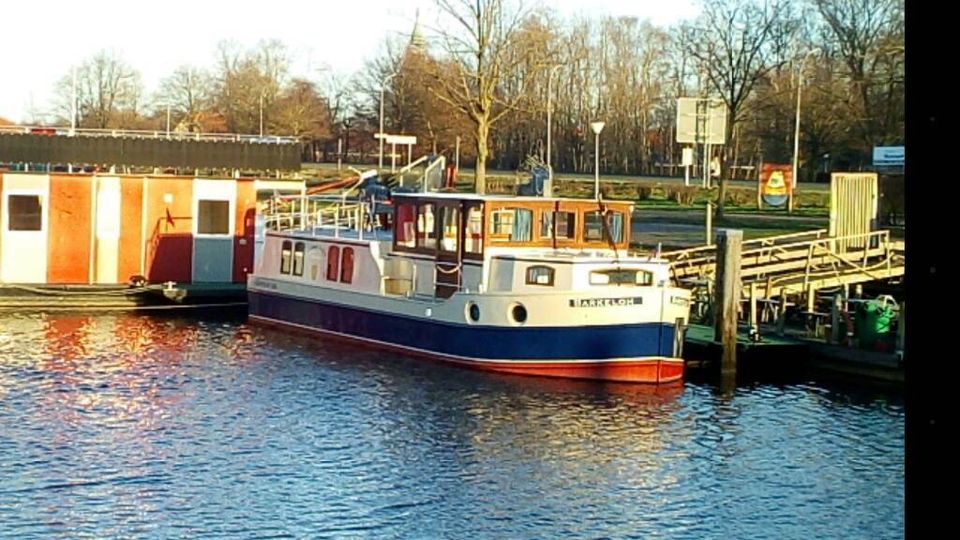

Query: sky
left=0, top=0, right=698, bottom=124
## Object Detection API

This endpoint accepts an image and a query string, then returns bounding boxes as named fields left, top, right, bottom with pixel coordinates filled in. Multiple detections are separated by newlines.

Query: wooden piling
left=713, top=229, right=743, bottom=377
left=705, top=202, right=713, bottom=246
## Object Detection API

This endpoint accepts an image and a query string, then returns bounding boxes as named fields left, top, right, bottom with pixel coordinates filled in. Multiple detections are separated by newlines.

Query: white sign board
left=681, top=147, right=694, bottom=166
left=385, top=135, right=417, bottom=145
left=872, top=146, right=904, bottom=167
left=676, top=98, right=727, bottom=145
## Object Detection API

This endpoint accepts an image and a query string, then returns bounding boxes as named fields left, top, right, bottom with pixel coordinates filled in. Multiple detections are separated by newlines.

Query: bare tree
left=212, top=40, right=290, bottom=134
left=813, top=0, right=904, bottom=154
left=154, top=66, right=212, bottom=132
left=271, top=78, right=332, bottom=139
left=683, top=0, right=793, bottom=217
left=431, top=0, right=548, bottom=193
left=53, top=50, right=142, bottom=129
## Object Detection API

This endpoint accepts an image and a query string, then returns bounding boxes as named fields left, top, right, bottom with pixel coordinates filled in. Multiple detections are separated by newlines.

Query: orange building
left=0, top=172, right=301, bottom=287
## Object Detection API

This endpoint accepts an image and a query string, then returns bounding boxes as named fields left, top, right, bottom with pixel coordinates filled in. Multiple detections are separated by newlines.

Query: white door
left=1, top=175, right=49, bottom=283
left=95, top=176, right=121, bottom=284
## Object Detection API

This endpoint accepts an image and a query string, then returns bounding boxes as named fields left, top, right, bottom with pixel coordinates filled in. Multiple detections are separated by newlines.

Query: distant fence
left=0, top=130, right=301, bottom=171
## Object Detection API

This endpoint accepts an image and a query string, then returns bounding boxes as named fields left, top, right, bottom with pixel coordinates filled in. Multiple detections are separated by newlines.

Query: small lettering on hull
left=569, top=297, right=643, bottom=308
left=253, top=278, right=278, bottom=290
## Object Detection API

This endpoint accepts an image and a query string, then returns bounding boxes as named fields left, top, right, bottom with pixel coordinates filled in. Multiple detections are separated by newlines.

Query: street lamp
left=259, top=93, right=264, bottom=137
left=790, top=48, right=820, bottom=212
left=590, top=121, right=605, bottom=199
left=379, top=72, right=398, bottom=170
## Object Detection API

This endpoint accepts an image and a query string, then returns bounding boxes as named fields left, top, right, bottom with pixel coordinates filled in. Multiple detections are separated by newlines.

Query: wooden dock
left=0, top=283, right=246, bottom=310
left=682, top=323, right=903, bottom=383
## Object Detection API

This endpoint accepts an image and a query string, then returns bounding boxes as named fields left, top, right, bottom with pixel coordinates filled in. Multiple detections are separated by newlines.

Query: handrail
left=0, top=124, right=299, bottom=144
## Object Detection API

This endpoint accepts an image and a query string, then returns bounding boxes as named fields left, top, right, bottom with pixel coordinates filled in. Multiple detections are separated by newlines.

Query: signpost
left=376, top=134, right=418, bottom=173
left=676, top=98, right=727, bottom=188
left=759, top=163, right=793, bottom=207
left=872, top=146, right=905, bottom=169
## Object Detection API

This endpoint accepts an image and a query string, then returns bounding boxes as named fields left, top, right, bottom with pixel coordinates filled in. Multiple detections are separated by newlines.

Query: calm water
left=1, top=311, right=903, bottom=539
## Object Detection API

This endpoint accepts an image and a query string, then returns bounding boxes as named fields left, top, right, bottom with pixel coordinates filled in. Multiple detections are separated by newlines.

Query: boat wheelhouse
left=248, top=189, right=691, bottom=383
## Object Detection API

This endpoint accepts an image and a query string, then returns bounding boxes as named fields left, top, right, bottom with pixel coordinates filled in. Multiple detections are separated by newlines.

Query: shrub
left=637, top=185, right=654, bottom=200
left=724, top=189, right=752, bottom=207
left=667, top=186, right=698, bottom=206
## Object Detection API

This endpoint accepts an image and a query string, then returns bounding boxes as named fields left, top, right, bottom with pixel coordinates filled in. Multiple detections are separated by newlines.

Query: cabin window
left=540, top=211, right=575, bottom=239
left=395, top=203, right=416, bottom=249
left=280, top=240, right=292, bottom=274
left=327, top=246, right=340, bottom=281
left=589, top=269, right=653, bottom=286
left=490, top=207, right=532, bottom=242
left=7, top=195, right=42, bottom=231
left=464, top=204, right=483, bottom=255
left=198, top=200, right=230, bottom=235
left=440, top=206, right=460, bottom=253
left=416, top=204, right=437, bottom=250
left=292, top=242, right=305, bottom=276
left=583, top=211, right=604, bottom=241
left=525, top=265, right=555, bottom=286
left=583, top=210, right=624, bottom=243
left=340, top=247, right=355, bottom=283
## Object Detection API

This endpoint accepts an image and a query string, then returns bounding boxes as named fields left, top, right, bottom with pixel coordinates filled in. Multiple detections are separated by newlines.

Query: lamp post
left=379, top=72, right=398, bottom=170
left=590, top=121, right=605, bottom=199
left=790, top=49, right=820, bottom=212
left=259, top=93, right=264, bottom=137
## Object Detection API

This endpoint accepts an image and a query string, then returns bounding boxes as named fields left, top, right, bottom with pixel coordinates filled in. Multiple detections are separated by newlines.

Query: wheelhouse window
left=292, top=242, right=305, bottom=276
left=589, top=269, right=653, bottom=286
left=198, top=200, right=230, bottom=235
left=340, top=247, right=354, bottom=284
left=525, top=265, right=555, bottom=286
left=464, top=204, right=483, bottom=255
left=280, top=240, right=292, bottom=274
left=7, top=194, right=42, bottom=231
left=326, top=246, right=340, bottom=281
left=416, top=203, right=437, bottom=250
left=540, top=211, right=575, bottom=240
left=583, top=210, right=625, bottom=243
left=490, top=207, right=532, bottom=242
left=395, top=202, right=416, bottom=249
left=583, top=211, right=604, bottom=241
left=440, top=206, right=460, bottom=253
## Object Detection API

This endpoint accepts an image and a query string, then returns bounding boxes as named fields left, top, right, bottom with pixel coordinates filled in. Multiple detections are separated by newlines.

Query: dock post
left=831, top=293, right=842, bottom=344
left=705, top=202, right=714, bottom=246
left=714, top=229, right=743, bottom=379
left=897, top=301, right=905, bottom=359
left=776, top=287, right=788, bottom=336
left=749, top=282, right=758, bottom=338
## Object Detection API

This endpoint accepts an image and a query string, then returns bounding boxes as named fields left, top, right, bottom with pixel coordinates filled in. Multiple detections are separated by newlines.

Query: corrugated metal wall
left=0, top=133, right=300, bottom=171
left=829, top=172, right=878, bottom=251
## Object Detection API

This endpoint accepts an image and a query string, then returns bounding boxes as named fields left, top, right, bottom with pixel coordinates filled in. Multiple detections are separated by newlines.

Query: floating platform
left=0, top=282, right=246, bottom=310
left=683, top=323, right=903, bottom=383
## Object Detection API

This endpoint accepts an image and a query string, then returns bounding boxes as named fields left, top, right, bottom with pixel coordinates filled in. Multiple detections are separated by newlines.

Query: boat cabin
left=259, top=192, right=667, bottom=302
left=387, top=193, right=637, bottom=299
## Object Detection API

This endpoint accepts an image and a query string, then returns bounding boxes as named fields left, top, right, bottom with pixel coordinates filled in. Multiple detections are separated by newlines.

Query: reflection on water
left=0, top=311, right=904, bottom=539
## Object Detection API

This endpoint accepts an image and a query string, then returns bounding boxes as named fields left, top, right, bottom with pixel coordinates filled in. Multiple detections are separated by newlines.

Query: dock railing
left=667, top=229, right=904, bottom=340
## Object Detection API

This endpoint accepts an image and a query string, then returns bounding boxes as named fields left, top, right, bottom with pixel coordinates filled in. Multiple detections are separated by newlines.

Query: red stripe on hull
left=251, top=315, right=685, bottom=384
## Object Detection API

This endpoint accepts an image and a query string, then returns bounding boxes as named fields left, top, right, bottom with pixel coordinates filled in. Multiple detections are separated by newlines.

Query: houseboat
left=248, top=190, right=692, bottom=383
left=0, top=170, right=301, bottom=308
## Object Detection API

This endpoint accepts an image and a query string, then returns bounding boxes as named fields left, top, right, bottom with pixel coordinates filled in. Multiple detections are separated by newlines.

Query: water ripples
left=0, top=311, right=904, bottom=539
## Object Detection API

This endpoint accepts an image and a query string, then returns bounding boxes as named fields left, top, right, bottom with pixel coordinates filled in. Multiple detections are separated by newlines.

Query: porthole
left=466, top=302, right=481, bottom=322
left=510, top=303, right=528, bottom=324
